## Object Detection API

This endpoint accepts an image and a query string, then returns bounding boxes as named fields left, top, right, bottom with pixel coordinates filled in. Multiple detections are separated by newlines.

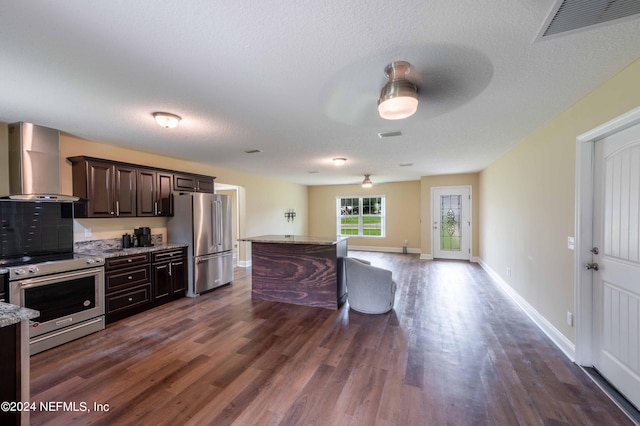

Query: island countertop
left=239, top=235, right=348, bottom=245
left=0, top=302, right=39, bottom=328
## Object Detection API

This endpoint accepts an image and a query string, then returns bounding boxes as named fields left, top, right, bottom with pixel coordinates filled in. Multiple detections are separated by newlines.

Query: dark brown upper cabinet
left=70, top=158, right=137, bottom=218
left=68, top=156, right=214, bottom=218
left=173, top=174, right=214, bottom=193
left=137, top=168, right=173, bottom=217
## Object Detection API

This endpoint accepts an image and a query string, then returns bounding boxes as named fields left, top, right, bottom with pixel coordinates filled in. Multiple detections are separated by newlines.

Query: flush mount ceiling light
left=361, top=174, right=373, bottom=188
left=333, top=157, right=347, bottom=166
left=377, top=61, right=418, bottom=120
left=153, top=112, right=181, bottom=128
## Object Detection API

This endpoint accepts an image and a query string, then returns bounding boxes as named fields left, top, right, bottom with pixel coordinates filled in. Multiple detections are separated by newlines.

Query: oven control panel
left=8, top=257, right=105, bottom=281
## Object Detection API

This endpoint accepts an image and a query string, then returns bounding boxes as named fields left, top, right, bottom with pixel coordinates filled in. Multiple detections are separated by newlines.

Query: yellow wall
left=479, top=57, right=640, bottom=343
left=308, top=181, right=421, bottom=251
left=420, top=173, right=480, bottom=258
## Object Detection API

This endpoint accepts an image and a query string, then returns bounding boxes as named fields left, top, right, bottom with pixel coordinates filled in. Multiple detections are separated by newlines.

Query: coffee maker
left=134, top=227, right=152, bottom=247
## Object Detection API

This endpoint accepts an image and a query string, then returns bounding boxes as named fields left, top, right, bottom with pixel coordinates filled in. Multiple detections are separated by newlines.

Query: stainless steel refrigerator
left=168, top=193, right=233, bottom=297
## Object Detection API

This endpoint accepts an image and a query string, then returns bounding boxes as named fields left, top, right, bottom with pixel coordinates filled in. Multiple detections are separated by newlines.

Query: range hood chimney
left=6, top=122, right=78, bottom=202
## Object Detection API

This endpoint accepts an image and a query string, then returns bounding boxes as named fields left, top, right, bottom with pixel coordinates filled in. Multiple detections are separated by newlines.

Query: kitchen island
left=239, top=235, right=348, bottom=309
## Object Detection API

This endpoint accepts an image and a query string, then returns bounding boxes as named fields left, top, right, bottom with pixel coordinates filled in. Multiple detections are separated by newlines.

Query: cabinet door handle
left=116, top=201, right=120, bottom=216
left=128, top=276, right=133, bottom=280
left=154, top=201, right=158, bottom=216
left=168, top=262, right=172, bottom=277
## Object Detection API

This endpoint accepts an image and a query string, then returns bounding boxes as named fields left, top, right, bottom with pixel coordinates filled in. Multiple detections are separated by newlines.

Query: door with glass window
left=432, top=186, right=471, bottom=260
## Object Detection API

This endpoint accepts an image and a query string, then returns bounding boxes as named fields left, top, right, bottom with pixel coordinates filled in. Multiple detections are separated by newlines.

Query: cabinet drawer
left=106, top=285, right=152, bottom=314
left=152, top=248, right=186, bottom=263
left=106, top=253, right=150, bottom=270
left=106, top=265, right=151, bottom=292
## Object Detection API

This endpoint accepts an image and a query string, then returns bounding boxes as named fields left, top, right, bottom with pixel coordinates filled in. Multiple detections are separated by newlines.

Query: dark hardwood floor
left=30, top=252, right=633, bottom=425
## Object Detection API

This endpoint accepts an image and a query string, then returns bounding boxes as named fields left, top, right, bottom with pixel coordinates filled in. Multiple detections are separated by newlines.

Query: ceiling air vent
left=378, top=131, right=402, bottom=138
left=243, top=149, right=263, bottom=154
left=539, top=0, right=640, bottom=40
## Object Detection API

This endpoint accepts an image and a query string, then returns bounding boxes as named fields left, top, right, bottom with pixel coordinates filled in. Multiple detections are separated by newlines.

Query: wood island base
left=242, top=235, right=348, bottom=309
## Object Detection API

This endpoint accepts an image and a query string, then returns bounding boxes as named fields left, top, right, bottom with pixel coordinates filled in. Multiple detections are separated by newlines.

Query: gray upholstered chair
left=344, top=257, right=397, bottom=314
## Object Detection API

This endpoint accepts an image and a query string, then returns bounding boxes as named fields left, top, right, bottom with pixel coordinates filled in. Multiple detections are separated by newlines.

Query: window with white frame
left=336, top=196, right=385, bottom=237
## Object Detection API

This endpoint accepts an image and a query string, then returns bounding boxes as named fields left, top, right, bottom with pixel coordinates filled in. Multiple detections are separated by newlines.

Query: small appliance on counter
left=122, top=233, right=132, bottom=248
left=134, top=227, right=152, bottom=247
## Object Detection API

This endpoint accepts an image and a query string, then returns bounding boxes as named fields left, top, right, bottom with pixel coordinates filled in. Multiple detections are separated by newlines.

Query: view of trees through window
left=337, top=196, right=384, bottom=237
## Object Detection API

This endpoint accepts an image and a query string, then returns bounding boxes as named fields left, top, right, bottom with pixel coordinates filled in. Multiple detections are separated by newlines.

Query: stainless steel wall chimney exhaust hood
left=6, top=122, right=79, bottom=202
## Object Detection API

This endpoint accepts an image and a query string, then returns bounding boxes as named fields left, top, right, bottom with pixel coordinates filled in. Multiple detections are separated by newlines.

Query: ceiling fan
left=320, top=44, right=494, bottom=127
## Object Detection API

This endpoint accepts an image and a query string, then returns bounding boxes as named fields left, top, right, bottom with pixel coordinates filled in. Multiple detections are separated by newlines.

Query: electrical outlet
left=506, top=267, right=511, bottom=277
left=84, top=228, right=92, bottom=237
left=567, top=311, right=573, bottom=327
left=567, top=236, right=575, bottom=250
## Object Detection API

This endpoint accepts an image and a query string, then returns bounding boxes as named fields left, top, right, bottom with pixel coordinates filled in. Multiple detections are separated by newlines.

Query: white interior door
left=432, top=186, right=471, bottom=260
left=592, top=122, right=640, bottom=410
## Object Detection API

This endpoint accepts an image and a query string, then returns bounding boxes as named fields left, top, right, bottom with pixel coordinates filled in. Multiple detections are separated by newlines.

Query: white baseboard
left=237, top=260, right=251, bottom=268
left=477, top=258, right=576, bottom=362
left=348, top=245, right=421, bottom=254
left=348, top=250, right=477, bottom=262
left=419, top=254, right=479, bottom=261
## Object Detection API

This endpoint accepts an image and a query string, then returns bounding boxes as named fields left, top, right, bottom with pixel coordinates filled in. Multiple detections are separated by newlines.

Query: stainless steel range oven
left=7, top=256, right=105, bottom=354
left=1, top=199, right=106, bottom=355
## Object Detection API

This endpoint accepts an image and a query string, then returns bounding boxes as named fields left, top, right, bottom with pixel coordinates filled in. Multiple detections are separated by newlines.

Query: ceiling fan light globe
left=378, top=61, right=419, bottom=120
left=378, top=96, right=419, bottom=120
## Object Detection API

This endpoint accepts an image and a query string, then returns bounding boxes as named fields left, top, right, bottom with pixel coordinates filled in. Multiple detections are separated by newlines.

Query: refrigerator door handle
left=196, top=252, right=230, bottom=263
left=209, top=200, right=218, bottom=252
left=216, top=200, right=223, bottom=247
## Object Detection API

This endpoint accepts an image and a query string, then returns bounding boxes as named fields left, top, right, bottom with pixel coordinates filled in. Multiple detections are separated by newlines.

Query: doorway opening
left=215, top=183, right=246, bottom=266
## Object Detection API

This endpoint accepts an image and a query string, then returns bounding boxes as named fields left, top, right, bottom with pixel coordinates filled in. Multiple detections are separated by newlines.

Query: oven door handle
left=12, top=267, right=104, bottom=289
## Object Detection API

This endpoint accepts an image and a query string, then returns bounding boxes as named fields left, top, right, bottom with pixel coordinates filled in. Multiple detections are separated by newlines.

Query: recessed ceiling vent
left=243, top=149, right=263, bottom=154
left=539, top=0, right=640, bottom=40
left=378, top=131, right=402, bottom=138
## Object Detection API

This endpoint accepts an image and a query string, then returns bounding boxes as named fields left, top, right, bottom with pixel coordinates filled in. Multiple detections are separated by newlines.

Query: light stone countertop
left=238, top=235, right=349, bottom=245
left=75, top=243, right=188, bottom=259
left=0, top=302, right=39, bottom=328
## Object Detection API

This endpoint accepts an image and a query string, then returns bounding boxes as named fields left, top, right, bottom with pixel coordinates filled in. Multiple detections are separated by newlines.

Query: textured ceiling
left=1, top=1, right=640, bottom=186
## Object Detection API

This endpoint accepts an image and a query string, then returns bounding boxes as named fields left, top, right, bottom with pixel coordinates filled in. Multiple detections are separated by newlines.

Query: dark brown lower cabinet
left=104, top=253, right=152, bottom=324
left=0, top=324, right=19, bottom=425
left=104, top=249, right=186, bottom=324
left=152, top=248, right=187, bottom=305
